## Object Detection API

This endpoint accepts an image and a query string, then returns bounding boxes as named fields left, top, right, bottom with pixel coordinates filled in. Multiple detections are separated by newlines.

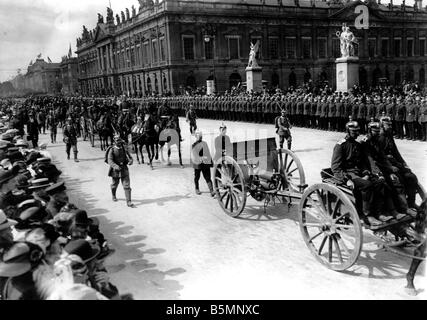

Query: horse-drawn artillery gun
left=214, top=136, right=426, bottom=283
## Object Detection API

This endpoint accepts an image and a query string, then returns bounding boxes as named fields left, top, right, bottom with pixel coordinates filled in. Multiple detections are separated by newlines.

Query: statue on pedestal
left=336, top=24, right=358, bottom=58
left=116, top=14, right=121, bottom=25
left=247, top=40, right=260, bottom=68
left=121, top=11, right=126, bottom=23
left=97, top=13, right=104, bottom=24
left=126, top=8, right=130, bottom=20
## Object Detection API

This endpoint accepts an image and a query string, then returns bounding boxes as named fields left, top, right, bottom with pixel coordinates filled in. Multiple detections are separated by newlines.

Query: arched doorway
left=394, top=69, right=401, bottom=85
left=372, top=67, right=382, bottom=87
left=288, top=71, right=297, bottom=88
left=271, top=73, right=280, bottom=88
left=359, top=67, right=368, bottom=88
left=419, top=68, right=425, bottom=86
left=229, top=72, right=242, bottom=90
left=304, top=71, right=311, bottom=84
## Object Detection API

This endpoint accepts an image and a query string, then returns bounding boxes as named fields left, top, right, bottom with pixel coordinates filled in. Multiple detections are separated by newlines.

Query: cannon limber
left=213, top=137, right=426, bottom=272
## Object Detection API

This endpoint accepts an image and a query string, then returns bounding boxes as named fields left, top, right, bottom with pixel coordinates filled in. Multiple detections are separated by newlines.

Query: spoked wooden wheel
left=276, top=149, right=306, bottom=193
left=299, top=183, right=363, bottom=271
left=214, top=156, right=247, bottom=218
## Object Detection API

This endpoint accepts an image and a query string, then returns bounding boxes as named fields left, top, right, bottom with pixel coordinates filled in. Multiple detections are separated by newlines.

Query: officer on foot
left=275, top=109, right=292, bottom=150
left=107, top=134, right=135, bottom=208
left=191, top=131, right=215, bottom=197
left=62, top=116, right=79, bottom=162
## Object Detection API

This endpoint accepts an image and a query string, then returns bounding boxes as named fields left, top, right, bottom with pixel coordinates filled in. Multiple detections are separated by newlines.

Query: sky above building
left=0, top=0, right=415, bottom=82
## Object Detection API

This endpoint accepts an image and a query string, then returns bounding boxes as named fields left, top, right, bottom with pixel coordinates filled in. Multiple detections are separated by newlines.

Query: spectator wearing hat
left=62, top=117, right=79, bottom=162
left=63, top=239, right=120, bottom=299
left=0, top=242, right=45, bottom=300
left=26, top=113, right=39, bottom=149
left=0, top=209, right=17, bottom=250
left=45, top=182, right=68, bottom=218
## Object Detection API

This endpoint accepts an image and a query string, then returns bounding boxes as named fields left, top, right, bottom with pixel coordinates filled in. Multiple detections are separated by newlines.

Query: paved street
left=41, top=119, right=426, bottom=300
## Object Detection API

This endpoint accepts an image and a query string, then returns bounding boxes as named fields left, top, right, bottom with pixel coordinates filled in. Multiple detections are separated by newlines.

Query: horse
left=158, top=115, right=183, bottom=167
left=96, top=114, right=114, bottom=151
left=405, top=199, right=427, bottom=295
left=131, top=119, right=147, bottom=165
left=141, top=113, right=159, bottom=170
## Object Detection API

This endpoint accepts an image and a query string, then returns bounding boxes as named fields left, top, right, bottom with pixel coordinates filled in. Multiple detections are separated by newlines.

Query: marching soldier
left=275, top=109, right=292, bottom=150
left=186, top=104, right=198, bottom=135
left=62, top=116, right=79, bottom=162
left=46, top=110, right=58, bottom=144
left=107, top=134, right=135, bottom=208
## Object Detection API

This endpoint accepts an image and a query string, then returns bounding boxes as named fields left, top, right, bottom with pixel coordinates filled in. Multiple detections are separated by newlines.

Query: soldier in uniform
left=303, top=95, right=311, bottom=128
left=366, top=97, right=376, bottom=127
left=62, top=116, right=79, bottom=162
left=46, top=109, right=58, bottom=144
left=107, top=134, right=135, bottom=208
left=315, top=96, right=322, bottom=129
left=357, top=97, right=367, bottom=134
left=186, top=104, right=198, bottom=135
left=405, top=96, right=416, bottom=140
left=320, top=97, right=328, bottom=130
left=419, top=97, right=427, bottom=141
left=378, top=116, right=419, bottom=210
left=335, top=96, right=344, bottom=132
left=331, top=121, right=383, bottom=227
left=191, top=131, right=215, bottom=197
left=395, top=96, right=405, bottom=139
left=328, top=96, right=337, bottom=131
left=275, top=109, right=292, bottom=150
left=296, top=96, right=304, bottom=127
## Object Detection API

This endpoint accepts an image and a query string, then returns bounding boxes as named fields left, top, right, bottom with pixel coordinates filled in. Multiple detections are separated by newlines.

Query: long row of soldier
left=159, top=93, right=427, bottom=142
left=0, top=127, right=129, bottom=300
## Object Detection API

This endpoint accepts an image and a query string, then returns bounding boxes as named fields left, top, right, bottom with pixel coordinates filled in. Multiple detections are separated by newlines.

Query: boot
left=287, top=142, right=292, bottom=150
left=125, top=189, right=135, bottom=208
left=74, top=153, right=79, bottom=163
left=195, top=189, right=202, bottom=195
left=67, top=153, right=70, bottom=160
left=111, top=188, right=118, bottom=202
left=207, top=182, right=216, bottom=198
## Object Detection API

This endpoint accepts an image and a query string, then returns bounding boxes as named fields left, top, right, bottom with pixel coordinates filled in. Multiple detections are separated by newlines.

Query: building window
left=131, top=47, right=135, bottom=66
left=269, top=37, right=279, bottom=59
left=143, top=42, right=150, bottom=65
left=368, top=38, right=376, bottom=58
left=136, top=45, right=141, bottom=65
left=381, top=38, right=389, bottom=57
left=420, top=39, right=426, bottom=56
left=152, top=39, right=158, bottom=62
left=285, top=37, right=296, bottom=58
left=332, top=38, right=340, bottom=58
left=407, top=38, right=414, bottom=57
left=182, top=35, right=195, bottom=60
left=317, top=38, right=327, bottom=58
left=204, top=37, right=214, bottom=60
left=227, top=36, right=240, bottom=60
left=394, top=38, right=401, bottom=57
left=160, top=38, right=166, bottom=61
left=302, top=38, right=311, bottom=59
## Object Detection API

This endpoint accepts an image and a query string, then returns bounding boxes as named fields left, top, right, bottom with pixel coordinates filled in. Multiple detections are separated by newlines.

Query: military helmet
left=380, top=115, right=392, bottom=126
left=346, top=121, right=360, bottom=133
left=368, top=121, right=381, bottom=133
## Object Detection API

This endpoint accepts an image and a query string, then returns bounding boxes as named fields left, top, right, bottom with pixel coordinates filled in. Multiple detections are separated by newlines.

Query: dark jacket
left=107, top=145, right=133, bottom=178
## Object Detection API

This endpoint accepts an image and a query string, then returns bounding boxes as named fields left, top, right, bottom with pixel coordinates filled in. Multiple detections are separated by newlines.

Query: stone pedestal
left=246, top=67, right=263, bottom=93
left=335, top=57, right=359, bottom=93
left=206, top=80, right=215, bottom=95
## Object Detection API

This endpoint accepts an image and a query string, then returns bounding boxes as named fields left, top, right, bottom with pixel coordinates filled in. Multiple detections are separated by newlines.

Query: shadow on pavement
left=50, top=149, right=186, bottom=300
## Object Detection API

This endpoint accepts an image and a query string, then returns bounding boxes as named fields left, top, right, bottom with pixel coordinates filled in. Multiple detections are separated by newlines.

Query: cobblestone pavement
left=40, top=119, right=426, bottom=300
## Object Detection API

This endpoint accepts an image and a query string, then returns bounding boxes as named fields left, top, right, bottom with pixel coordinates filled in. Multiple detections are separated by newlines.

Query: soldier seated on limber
left=331, top=121, right=393, bottom=227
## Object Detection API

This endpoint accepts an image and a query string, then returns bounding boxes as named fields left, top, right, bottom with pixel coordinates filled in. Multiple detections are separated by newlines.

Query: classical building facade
left=24, top=58, right=62, bottom=94
left=75, top=0, right=427, bottom=96
left=60, top=56, right=79, bottom=95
